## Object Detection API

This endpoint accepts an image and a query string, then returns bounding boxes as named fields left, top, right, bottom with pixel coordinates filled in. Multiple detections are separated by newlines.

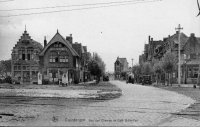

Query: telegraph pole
left=175, top=24, right=183, bottom=87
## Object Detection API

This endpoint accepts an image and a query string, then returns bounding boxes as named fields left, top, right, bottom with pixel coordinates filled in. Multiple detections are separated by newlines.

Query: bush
left=74, top=78, right=79, bottom=84
left=42, top=79, right=49, bottom=85
left=4, top=76, right=12, bottom=84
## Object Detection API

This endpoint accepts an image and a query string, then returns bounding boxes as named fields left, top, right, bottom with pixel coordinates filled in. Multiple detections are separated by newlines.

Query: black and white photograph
left=0, top=0, right=200, bottom=126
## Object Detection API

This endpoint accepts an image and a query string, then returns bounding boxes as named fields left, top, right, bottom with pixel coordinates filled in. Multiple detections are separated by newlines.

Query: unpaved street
left=0, top=81, right=196, bottom=126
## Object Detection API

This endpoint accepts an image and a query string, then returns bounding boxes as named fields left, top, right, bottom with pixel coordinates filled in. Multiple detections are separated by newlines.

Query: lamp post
left=175, top=24, right=183, bottom=87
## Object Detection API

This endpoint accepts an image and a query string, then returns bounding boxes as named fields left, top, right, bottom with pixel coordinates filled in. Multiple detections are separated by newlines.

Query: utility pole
left=131, top=59, right=134, bottom=68
left=175, top=24, right=183, bottom=87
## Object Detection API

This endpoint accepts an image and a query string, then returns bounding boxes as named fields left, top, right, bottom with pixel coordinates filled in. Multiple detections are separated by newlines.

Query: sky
left=0, top=0, right=199, bottom=72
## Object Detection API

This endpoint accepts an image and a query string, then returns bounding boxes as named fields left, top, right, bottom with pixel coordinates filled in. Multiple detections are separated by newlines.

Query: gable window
left=59, top=51, right=68, bottom=63
left=49, top=52, right=57, bottom=63
left=22, top=50, right=25, bottom=60
left=27, top=48, right=33, bottom=60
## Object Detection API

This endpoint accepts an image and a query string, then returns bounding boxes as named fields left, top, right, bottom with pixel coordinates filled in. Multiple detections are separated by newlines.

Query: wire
left=0, top=0, right=143, bottom=11
left=0, top=0, right=161, bottom=17
left=0, top=0, right=14, bottom=2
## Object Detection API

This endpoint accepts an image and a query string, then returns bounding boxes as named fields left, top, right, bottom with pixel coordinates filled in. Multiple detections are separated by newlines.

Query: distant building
left=114, top=57, right=129, bottom=79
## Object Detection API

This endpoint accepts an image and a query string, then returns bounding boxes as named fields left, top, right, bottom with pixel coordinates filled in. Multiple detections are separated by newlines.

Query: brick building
left=182, top=33, right=200, bottom=84
left=139, top=30, right=200, bottom=84
left=11, top=30, right=91, bottom=84
left=39, top=31, right=80, bottom=84
left=11, top=30, right=43, bottom=84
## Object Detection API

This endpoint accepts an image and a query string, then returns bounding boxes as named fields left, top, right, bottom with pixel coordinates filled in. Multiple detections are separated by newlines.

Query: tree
left=132, top=64, right=142, bottom=83
left=88, top=59, right=102, bottom=83
left=93, top=53, right=106, bottom=75
left=161, top=52, right=177, bottom=86
left=0, top=61, right=6, bottom=78
left=153, top=61, right=163, bottom=85
left=142, top=62, right=153, bottom=75
left=0, top=59, right=11, bottom=78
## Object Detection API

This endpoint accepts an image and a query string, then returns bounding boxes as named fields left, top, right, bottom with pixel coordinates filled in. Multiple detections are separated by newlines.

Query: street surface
left=0, top=81, right=196, bottom=126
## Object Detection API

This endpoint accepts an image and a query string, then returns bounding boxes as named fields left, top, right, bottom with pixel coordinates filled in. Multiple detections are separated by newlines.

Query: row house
left=139, top=29, right=200, bottom=84
left=11, top=29, right=91, bottom=84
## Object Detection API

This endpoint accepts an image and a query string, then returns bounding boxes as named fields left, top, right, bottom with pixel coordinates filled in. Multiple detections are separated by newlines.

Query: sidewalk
left=153, top=83, right=200, bottom=88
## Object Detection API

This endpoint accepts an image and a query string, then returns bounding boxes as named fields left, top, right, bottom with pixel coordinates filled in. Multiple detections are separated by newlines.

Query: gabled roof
left=165, top=32, right=188, bottom=50
left=32, top=40, right=43, bottom=50
left=40, top=31, right=79, bottom=57
left=184, top=35, right=200, bottom=54
left=116, top=57, right=128, bottom=65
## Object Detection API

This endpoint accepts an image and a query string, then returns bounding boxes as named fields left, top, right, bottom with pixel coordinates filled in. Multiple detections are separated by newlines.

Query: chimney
left=83, top=46, right=87, bottom=53
left=44, top=36, right=47, bottom=47
left=66, top=34, right=73, bottom=44
left=190, top=33, right=195, bottom=37
left=148, top=36, right=151, bottom=43
left=151, top=38, right=153, bottom=41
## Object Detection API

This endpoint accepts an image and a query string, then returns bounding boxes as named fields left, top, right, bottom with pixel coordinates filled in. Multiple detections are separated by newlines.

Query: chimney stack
left=151, top=38, right=153, bottom=41
left=190, top=33, right=195, bottom=37
left=148, top=36, right=151, bottom=43
left=66, top=34, right=73, bottom=45
left=44, top=36, right=47, bottom=47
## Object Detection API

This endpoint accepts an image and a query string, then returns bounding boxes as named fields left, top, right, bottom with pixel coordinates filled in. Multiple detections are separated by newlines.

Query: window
left=49, top=52, right=57, bottom=63
left=27, top=48, right=33, bottom=60
left=22, top=54, right=25, bottom=60
left=21, top=49, right=26, bottom=60
left=59, top=56, right=68, bottom=63
left=27, top=54, right=31, bottom=60
left=193, top=67, right=199, bottom=78
left=188, top=67, right=199, bottom=78
left=54, top=42, right=59, bottom=48
left=23, top=66, right=26, bottom=70
left=14, top=66, right=17, bottom=70
left=18, top=66, right=21, bottom=70
left=190, top=54, right=197, bottom=59
left=59, top=51, right=68, bottom=63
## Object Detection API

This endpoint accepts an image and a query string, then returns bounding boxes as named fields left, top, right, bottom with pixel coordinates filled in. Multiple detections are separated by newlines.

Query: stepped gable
left=13, top=30, right=43, bottom=50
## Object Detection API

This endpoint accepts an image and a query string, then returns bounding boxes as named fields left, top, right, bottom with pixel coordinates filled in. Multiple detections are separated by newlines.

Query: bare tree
left=153, top=61, right=163, bottom=85
left=161, top=52, right=177, bottom=86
